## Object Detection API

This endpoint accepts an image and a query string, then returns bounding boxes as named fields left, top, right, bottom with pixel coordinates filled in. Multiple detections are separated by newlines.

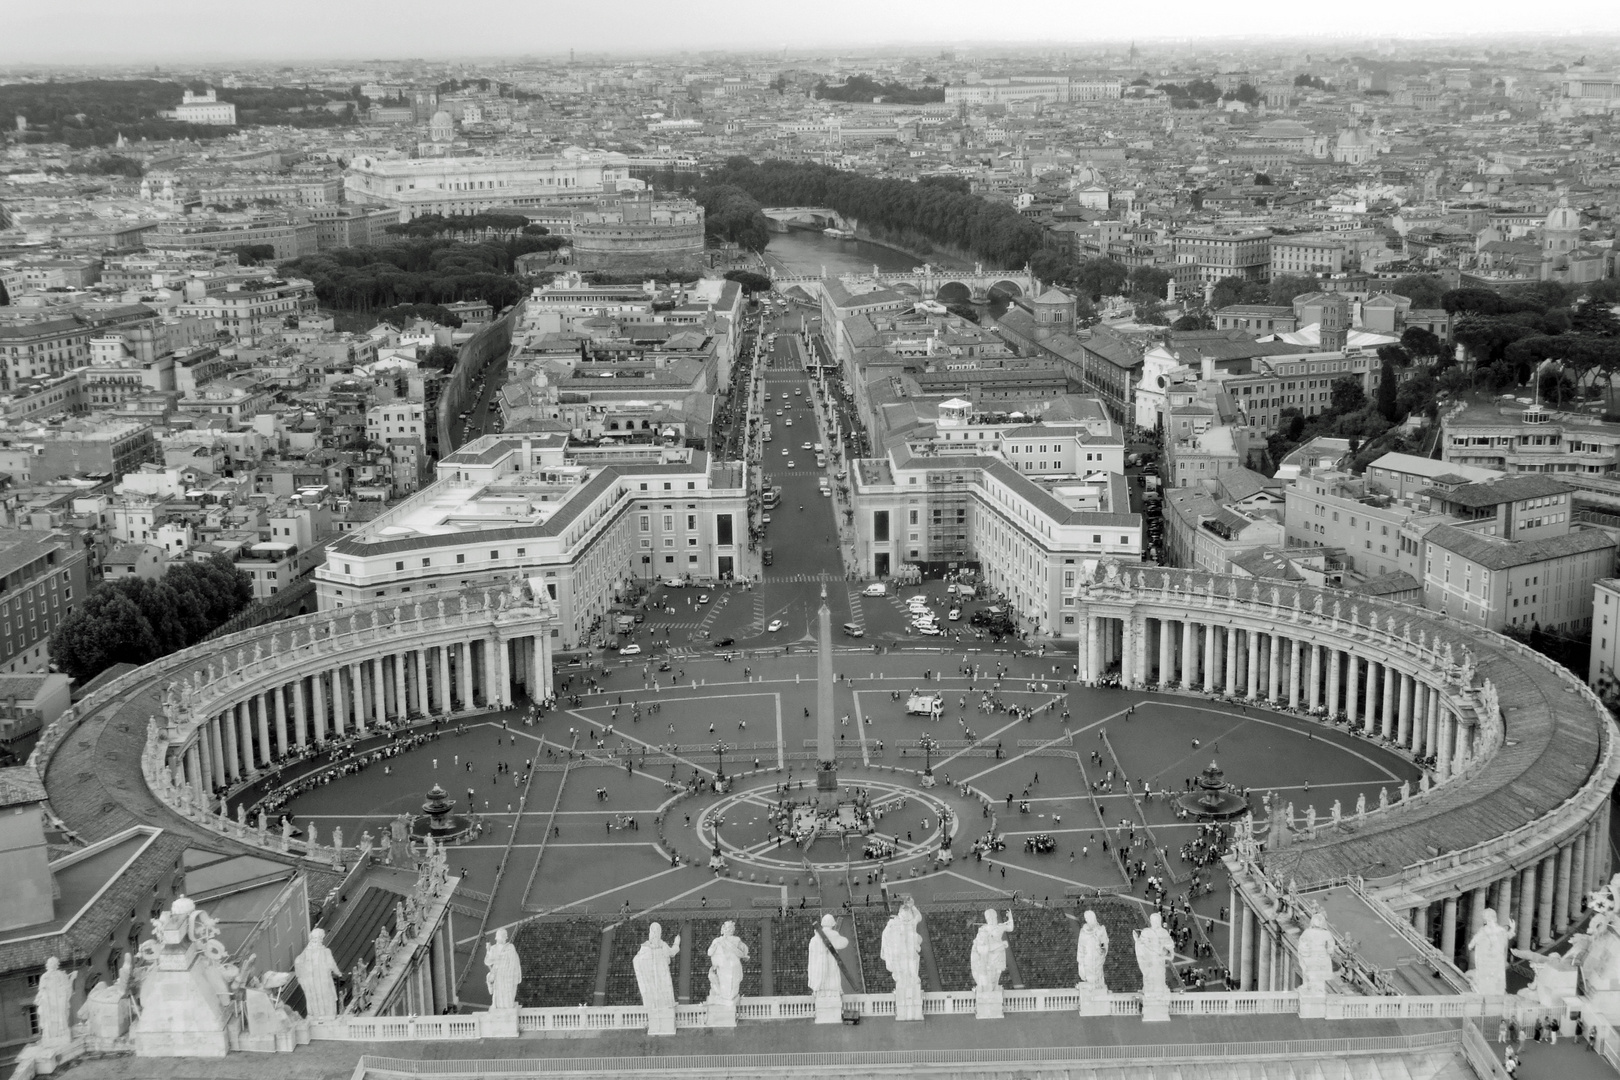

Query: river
left=761, top=229, right=1007, bottom=317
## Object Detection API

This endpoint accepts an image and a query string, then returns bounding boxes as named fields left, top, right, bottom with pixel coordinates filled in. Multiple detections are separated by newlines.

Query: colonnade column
left=1573, top=835, right=1589, bottom=925
left=1327, top=649, right=1341, bottom=718
left=1518, top=864, right=1537, bottom=950
left=1308, top=644, right=1321, bottom=712
left=370, top=657, right=387, bottom=726
left=1410, top=679, right=1427, bottom=757
left=1228, top=883, right=1240, bottom=974
left=1199, top=623, right=1214, bottom=693
left=1085, top=617, right=1102, bottom=683
left=1244, top=631, right=1259, bottom=700
left=1556, top=844, right=1574, bottom=936
left=1538, top=854, right=1557, bottom=945
left=1345, top=656, right=1360, bottom=727
left=1266, top=634, right=1281, bottom=701
left=313, top=671, right=329, bottom=741
left=1381, top=666, right=1397, bottom=739
left=439, top=646, right=453, bottom=714
left=1239, top=906, right=1254, bottom=990
left=252, top=696, right=269, bottom=768
left=350, top=663, right=367, bottom=733
left=415, top=650, right=430, bottom=716
left=272, top=687, right=288, bottom=757
left=208, top=715, right=226, bottom=788
left=1182, top=620, right=1196, bottom=688
left=1396, top=674, right=1412, bottom=747
left=237, top=703, right=254, bottom=775
left=459, top=641, right=475, bottom=709
left=1440, top=897, right=1458, bottom=964
left=1288, top=639, right=1302, bottom=710
left=1224, top=627, right=1239, bottom=697
left=293, top=677, right=309, bottom=748
left=393, top=653, right=409, bottom=720
left=1496, top=876, right=1512, bottom=933
left=1469, top=888, right=1488, bottom=963
left=533, top=633, right=550, bottom=702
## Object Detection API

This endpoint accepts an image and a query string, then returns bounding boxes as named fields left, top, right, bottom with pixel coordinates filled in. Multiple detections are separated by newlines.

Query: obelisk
left=816, top=584, right=837, bottom=793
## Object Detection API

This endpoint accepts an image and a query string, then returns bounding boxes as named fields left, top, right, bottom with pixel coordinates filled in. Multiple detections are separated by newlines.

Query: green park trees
left=279, top=235, right=547, bottom=313
left=695, top=185, right=772, bottom=253
left=704, top=158, right=1046, bottom=269
left=51, top=555, right=254, bottom=683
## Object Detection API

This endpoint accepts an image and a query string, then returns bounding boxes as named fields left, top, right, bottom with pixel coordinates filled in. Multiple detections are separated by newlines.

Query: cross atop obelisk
left=816, top=583, right=837, bottom=792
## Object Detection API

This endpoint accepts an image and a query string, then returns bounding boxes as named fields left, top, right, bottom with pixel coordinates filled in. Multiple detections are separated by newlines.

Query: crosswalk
left=760, top=572, right=848, bottom=584
left=844, top=585, right=867, bottom=634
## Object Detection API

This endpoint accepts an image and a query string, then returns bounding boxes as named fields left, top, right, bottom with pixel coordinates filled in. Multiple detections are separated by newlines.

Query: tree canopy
left=705, top=157, right=1045, bottom=268
left=50, top=555, right=253, bottom=683
left=694, top=184, right=772, bottom=253
left=814, top=75, right=944, bottom=105
left=280, top=235, right=548, bottom=312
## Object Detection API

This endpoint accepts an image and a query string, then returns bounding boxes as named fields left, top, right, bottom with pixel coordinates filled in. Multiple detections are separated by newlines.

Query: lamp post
left=712, top=739, right=732, bottom=783
left=918, top=733, right=939, bottom=778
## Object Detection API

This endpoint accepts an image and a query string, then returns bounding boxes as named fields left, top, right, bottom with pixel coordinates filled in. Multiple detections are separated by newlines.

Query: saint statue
left=880, top=897, right=923, bottom=1019
left=633, top=923, right=679, bottom=1011
left=970, top=909, right=1014, bottom=996
left=705, top=921, right=749, bottom=1007
left=1468, top=909, right=1514, bottom=997
left=807, top=914, right=849, bottom=996
left=1296, top=912, right=1336, bottom=995
left=34, top=957, right=77, bottom=1045
left=1076, top=910, right=1110, bottom=992
left=1133, top=913, right=1175, bottom=996
left=484, top=928, right=522, bottom=1010
left=293, top=928, right=343, bottom=1020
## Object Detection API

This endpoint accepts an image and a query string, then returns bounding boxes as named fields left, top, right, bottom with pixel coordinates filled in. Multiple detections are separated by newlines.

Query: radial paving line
left=517, top=738, right=579, bottom=914
left=1100, top=728, right=1185, bottom=886
left=1070, top=749, right=1133, bottom=887
left=458, top=735, right=555, bottom=991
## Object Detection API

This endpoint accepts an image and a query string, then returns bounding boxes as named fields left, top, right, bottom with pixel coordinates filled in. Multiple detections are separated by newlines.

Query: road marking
left=853, top=688, right=870, bottom=766
left=469, top=865, right=690, bottom=943
left=960, top=706, right=1122, bottom=784
left=773, top=692, right=785, bottom=769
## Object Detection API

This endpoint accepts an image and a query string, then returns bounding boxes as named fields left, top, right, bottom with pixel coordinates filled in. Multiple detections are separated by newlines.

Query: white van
left=862, top=583, right=888, bottom=597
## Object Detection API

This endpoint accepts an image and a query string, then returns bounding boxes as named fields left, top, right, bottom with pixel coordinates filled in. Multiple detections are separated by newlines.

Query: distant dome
left=1545, top=196, right=1580, bottom=232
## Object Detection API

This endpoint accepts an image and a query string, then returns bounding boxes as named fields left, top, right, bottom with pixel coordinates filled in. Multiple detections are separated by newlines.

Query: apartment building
left=175, top=279, right=318, bottom=346
left=1423, top=523, right=1614, bottom=633
left=1172, top=228, right=1272, bottom=283
left=315, top=435, right=749, bottom=647
left=0, top=531, right=90, bottom=674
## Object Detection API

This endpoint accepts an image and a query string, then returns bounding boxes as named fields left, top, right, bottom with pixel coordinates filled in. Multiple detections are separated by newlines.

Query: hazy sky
left=2, top=0, right=1617, bottom=65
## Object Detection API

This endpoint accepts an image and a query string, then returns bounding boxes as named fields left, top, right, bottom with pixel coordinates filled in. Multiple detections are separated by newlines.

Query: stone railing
left=300, top=991, right=1513, bottom=1042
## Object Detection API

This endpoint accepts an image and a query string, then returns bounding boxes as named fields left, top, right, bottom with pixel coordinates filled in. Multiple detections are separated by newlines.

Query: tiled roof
left=1422, top=474, right=1573, bottom=508
left=1426, top=523, right=1615, bottom=570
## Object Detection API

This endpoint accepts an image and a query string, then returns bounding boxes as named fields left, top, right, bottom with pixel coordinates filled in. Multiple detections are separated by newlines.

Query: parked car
left=619, top=643, right=642, bottom=655
left=767, top=619, right=784, bottom=632
left=842, top=623, right=865, bottom=637
left=712, top=637, right=735, bottom=649
left=697, top=593, right=710, bottom=604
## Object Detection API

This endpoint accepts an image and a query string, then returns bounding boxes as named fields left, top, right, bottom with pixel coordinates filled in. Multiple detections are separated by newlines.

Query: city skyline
left=3, top=0, right=1619, bottom=65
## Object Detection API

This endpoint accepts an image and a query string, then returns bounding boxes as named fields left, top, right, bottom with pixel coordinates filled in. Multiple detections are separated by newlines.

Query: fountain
left=410, top=783, right=475, bottom=843
left=1176, top=761, right=1250, bottom=819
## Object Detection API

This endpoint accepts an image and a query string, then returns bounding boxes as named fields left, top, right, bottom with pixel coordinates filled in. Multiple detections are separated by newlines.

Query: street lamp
left=712, top=739, right=732, bottom=782
left=918, top=733, right=939, bottom=777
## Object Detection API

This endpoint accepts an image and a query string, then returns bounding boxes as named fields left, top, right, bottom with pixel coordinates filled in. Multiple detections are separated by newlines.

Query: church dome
left=1545, top=196, right=1580, bottom=233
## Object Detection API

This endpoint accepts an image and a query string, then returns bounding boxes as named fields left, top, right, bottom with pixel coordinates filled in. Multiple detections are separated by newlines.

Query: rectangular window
left=873, top=511, right=890, bottom=544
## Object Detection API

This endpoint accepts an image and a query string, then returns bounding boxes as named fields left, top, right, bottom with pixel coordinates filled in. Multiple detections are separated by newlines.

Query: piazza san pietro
left=1, top=4, right=1619, bottom=1080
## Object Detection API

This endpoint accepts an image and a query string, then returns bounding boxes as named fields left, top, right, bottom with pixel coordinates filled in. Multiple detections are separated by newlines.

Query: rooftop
left=1424, top=523, right=1615, bottom=570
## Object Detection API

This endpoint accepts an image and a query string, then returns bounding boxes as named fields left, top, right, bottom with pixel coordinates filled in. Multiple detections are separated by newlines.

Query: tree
left=1400, top=325, right=1444, bottom=360
left=1128, top=266, right=1172, bottom=302
left=1253, top=173, right=1273, bottom=186
left=1172, top=312, right=1214, bottom=331
left=1268, top=274, right=1317, bottom=307
left=376, top=303, right=463, bottom=329
left=232, top=244, right=276, bottom=266
left=1574, top=301, right=1620, bottom=338
left=722, top=270, right=773, bottom=294
left=421, top=344, right=460, bottom=371
left=1388, top=274, right=1447, bottom=309
left=1376, top=357, right=1400, bottom=421
left=49, top=555, right=252, bottom=683
left=1209, top=275, right=1267, bottom=311
left=1330, top=376, right=1366, bottom=413
left=1073, top=258, right=1129, bottom=301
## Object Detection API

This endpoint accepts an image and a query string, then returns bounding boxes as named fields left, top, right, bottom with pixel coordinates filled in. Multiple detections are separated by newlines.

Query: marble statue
left=79, top=951, right=135, bottom=1040
left=254, top=642, right=264, bottom=663
left=236, top=804, right=247, bottom=826
left=634, top=923, right=679, bottom=1011
left=1378, top=787, right=1389, bottom=810
left=1467, top=909, right=1513, bottom=997
left=705, top=921, right=750, bottom=1010
left=807, top=914, right=848, bottom=996
left=1304, top=806, right=1317, bottom=836
left=293, top=929, right=343, bottom=1020
left=970, top=909, right=1014, bottom=996
left=1133, top=913, right=1175, bottom=996
left=1311, top=594, right=1323, bottom=616
left=279, top=818, right=291, bottom=852
left=306, top=822, right=318, bottom=848
left=1296, top=912, right=1336, bottom=995
left=331, top=826, right=343, bottom=853
left=1420, top=773, right=1431, bottom=793
left=1076, top=910, right=1110, bottom=992
left=484, top=928, right=522, bottom=1011
left=373, top=927, right=391, bottom=968
left=1355, top=793, right=1366, bottom=818
left=1399, top=780, right=1411, bottom=801
left=1332, top=600, right=1342, bottom=624
left=881, top=897, right=923, bottom=1021
left=34, top=957, right=77, bottom=1045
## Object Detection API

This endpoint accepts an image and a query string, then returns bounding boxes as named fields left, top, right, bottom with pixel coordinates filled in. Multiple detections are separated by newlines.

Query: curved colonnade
left=1073, top=566, right=1620, bottom=985
left=36, top=584, right=556, bottom=865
